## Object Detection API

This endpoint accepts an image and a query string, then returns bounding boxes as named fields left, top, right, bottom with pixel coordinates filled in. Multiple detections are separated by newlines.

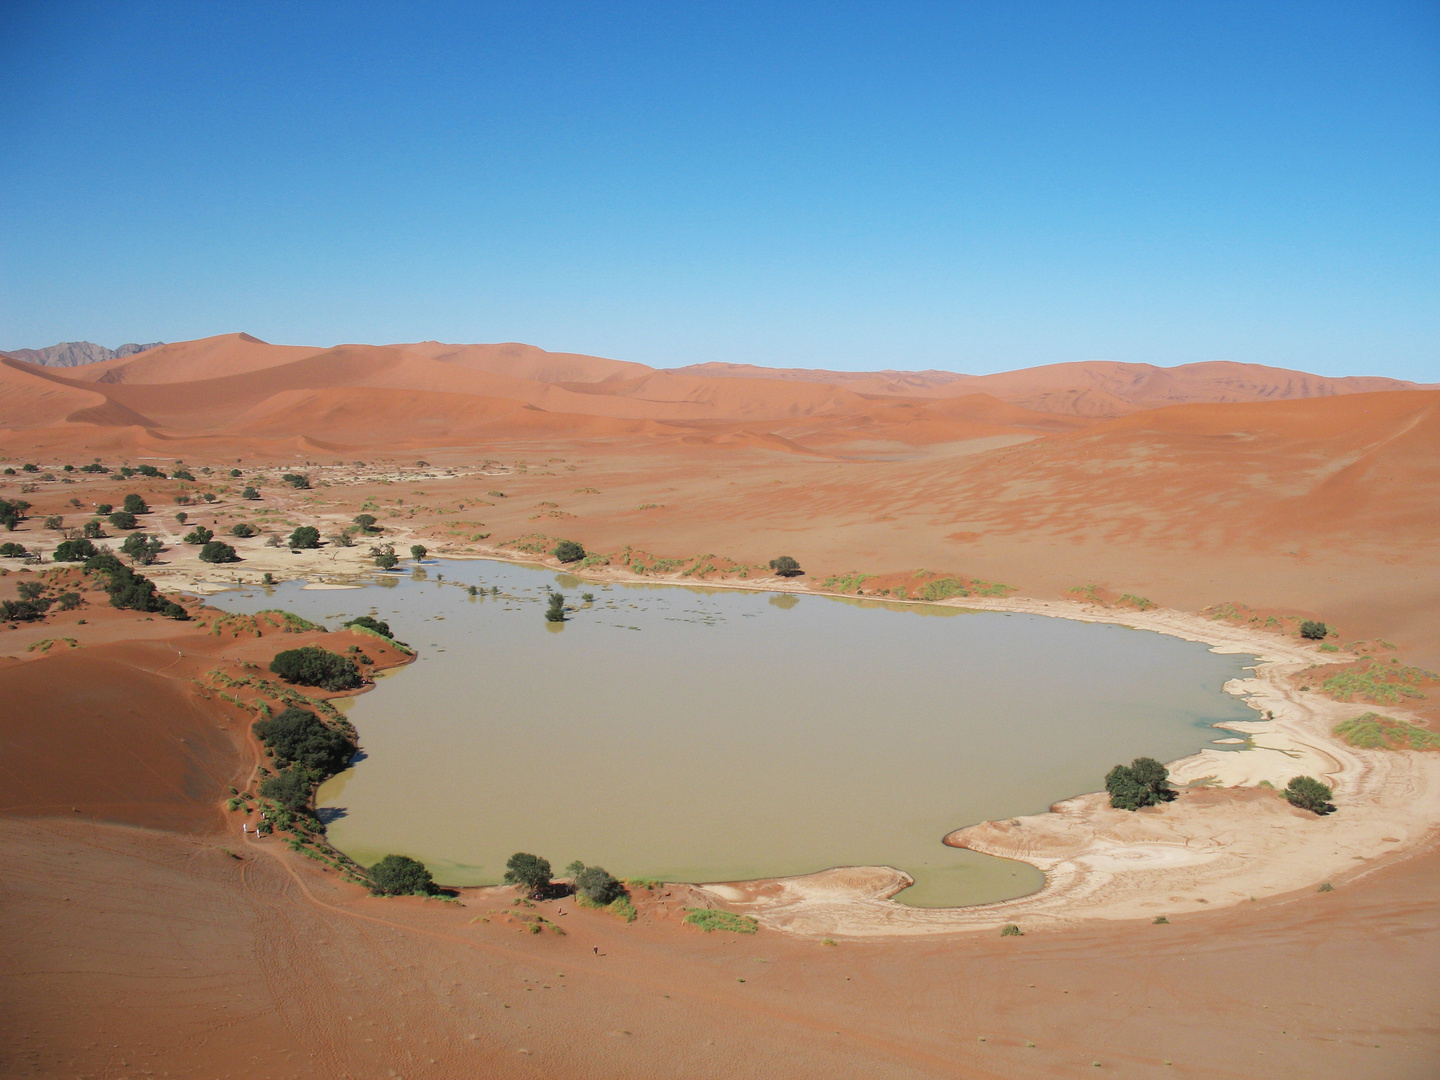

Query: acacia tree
left=121, top=532, right=164, bottom=565
left=288, top=526, right=321, bottom=549
left=1299, top=620, right=1329, bottom=641
left=1105, top=756, right=1175, bottom=810
left=122, top=493, right=149, bottom=515
left=504, top=852, right=553, bottom=897
left=769, top=555, right=803, bottom=577
left=1285, top=775, right=1334, bottom=814
left=546, top=592, right=566, bottom=622
left=552, top=539, right=585, bottom=563
left=369, top=855, right=434, bottom=896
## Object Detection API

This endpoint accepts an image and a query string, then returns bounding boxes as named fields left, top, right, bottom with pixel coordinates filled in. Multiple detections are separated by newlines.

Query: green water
left=209, top=561, right=1260, bottom=907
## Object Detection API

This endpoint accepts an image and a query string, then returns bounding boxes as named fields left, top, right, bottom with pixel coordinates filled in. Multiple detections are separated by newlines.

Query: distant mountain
left=2, top=340, right=164, bottom=368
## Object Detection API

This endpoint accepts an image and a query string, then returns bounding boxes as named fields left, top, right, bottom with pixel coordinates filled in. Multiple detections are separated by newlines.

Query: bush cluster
left=565, top=861, right=625, bottom=905
left=269, top=645, right=363, bottom=690
left=1105, top=756, right=1175, bottom=810
left=82, top=550, right=187, bottom=618
left=252, top=706, right=356, bottom=774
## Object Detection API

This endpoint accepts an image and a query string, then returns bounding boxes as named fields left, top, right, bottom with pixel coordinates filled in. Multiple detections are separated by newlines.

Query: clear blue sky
left=1, top=1, right=1435, bottom=379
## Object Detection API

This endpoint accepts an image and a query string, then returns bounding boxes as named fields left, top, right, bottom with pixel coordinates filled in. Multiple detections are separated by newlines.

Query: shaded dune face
left=0, top=332, right=1431, bottom=453
left=0, top=645, right=239, bottom=832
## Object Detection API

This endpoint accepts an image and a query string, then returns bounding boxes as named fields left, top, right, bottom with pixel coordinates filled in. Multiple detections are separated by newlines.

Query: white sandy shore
left=132, top=535, right=1440, bottom=938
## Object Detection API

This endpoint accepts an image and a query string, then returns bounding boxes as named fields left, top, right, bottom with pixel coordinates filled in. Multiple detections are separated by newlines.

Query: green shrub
left=287, top=526, right=321, bottom=549
left=769, top=555, right=802, bottom=577
left=268, top=646, right=363, bottom=690
left=259, top=767, right=313, bottom=810
left=546, top=593, right=566, bottom=622
left=570, top=863, right=625, bottom=905
left=369, top=854, right=434, bottom=896
left=683, top=908, right=758, bottom=934
left=1, top=598, right=50, bottom=622
left=345, top=614, right=393, bottom=639
left=282, top=473, right=310, bottom=489
left=1284, top=775, right=1334, bottom=814
left=552, top=539, right=585, bottom=563
left=1000, top=924, right=1023, bottom=936
left=252, top=707, right=355, bottom=773
left=1105, top=757, right=1174, bottom=810
left=1299, top=620, right=1328, bottom=641
left=353, top=513, right=378, bottom=531
left=199, top=540, right=239, bottom=563
left=242, top=486, right=261, bottom=500
left=231, top=522, right=258, bottom=538
left=1334, top=712, right=1440, bottom=751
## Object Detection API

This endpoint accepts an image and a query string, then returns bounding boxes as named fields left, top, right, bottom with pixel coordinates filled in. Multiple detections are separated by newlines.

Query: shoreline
left=149, top=543, right=1440, bottom=937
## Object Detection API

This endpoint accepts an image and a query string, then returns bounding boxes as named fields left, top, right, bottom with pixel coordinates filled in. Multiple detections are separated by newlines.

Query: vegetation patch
left=683, top=908, right=758, bottom=934
left=1319, top=661, right=1434, bottom=705
left=822, top=571, right=871, bottom=593
left=269, top=646, right=363, bottom=690
left=1334, top=712, right=1440, bottom=751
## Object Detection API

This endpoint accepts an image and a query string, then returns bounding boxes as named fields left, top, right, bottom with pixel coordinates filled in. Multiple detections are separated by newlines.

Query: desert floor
left=2, top=345, right=1437, bottom=1077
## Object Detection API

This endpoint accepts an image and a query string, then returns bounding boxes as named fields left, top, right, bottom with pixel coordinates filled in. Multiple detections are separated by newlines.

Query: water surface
left=209, top=561, right=1259, bottom=906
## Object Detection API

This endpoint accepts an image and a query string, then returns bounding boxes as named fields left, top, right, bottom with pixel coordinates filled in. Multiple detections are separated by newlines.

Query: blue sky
left=1, top=1, right=1436, bottom=379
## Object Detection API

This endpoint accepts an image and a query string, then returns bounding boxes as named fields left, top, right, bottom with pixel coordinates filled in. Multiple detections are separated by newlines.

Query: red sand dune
left=5, top=332, right=1428, bottom=453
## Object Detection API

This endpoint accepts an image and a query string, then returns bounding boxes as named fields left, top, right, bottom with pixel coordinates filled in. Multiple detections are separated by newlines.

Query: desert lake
left=208, top=561, right=1261, bottom=906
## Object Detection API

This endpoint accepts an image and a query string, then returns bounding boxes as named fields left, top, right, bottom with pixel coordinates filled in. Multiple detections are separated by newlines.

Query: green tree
left=0, top=542, right=28, bottom=557
left=372, top=542, right=398, bottom=569
left=95, top=503, right=112, bottom=515
left=552, top=539, right=585, bottom=563
left=282, top=473, right=311, bottom=489
left=231, top=522, right=258, bottom=538
left=122, top=493, right=149, bottom=514
left=769, top=555, right=803, bottom=577
left=571, top=863, right=625, bottom=905
left=242, top=486, right=261, bottom=500
left=353, top=513, right=378, bottom=531
left=546, top=592, right=566, bottom=622
left=504, top=852, right=553, bottom=897
left=252, top=707, right=355, bottom=774
left=121, top=532, right=164, bottom=565
left=1285, top=775, right=1334, bottom=814
left=53, top=537, right=100, bottom=562
left=183, top=525, right=214, bottom=544
left=410, top=544, right=428, bottom=561
left=199, top=540, right=239, bottom=563
left=369, top=854, right=434, bottom=896
left=43, top=514, right=63, bottom=530
left=288, top=526, right=321, bottom=549
left=1299, top=620, right=1329, bottom=641
left=0, top=497, right=32, bottom=530
left=108, top=510, right=138, bottom=530
left=269, top=646, right=363, bottom=690
left=81, top=520, right=104, bottom=539
left=258, top=767, right=312, bottom=811
left=1105, top=757, right=1174, bottom=810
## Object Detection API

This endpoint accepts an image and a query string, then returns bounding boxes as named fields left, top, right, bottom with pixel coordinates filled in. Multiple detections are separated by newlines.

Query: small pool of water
left=208, top=561, right=1260, bottom=907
